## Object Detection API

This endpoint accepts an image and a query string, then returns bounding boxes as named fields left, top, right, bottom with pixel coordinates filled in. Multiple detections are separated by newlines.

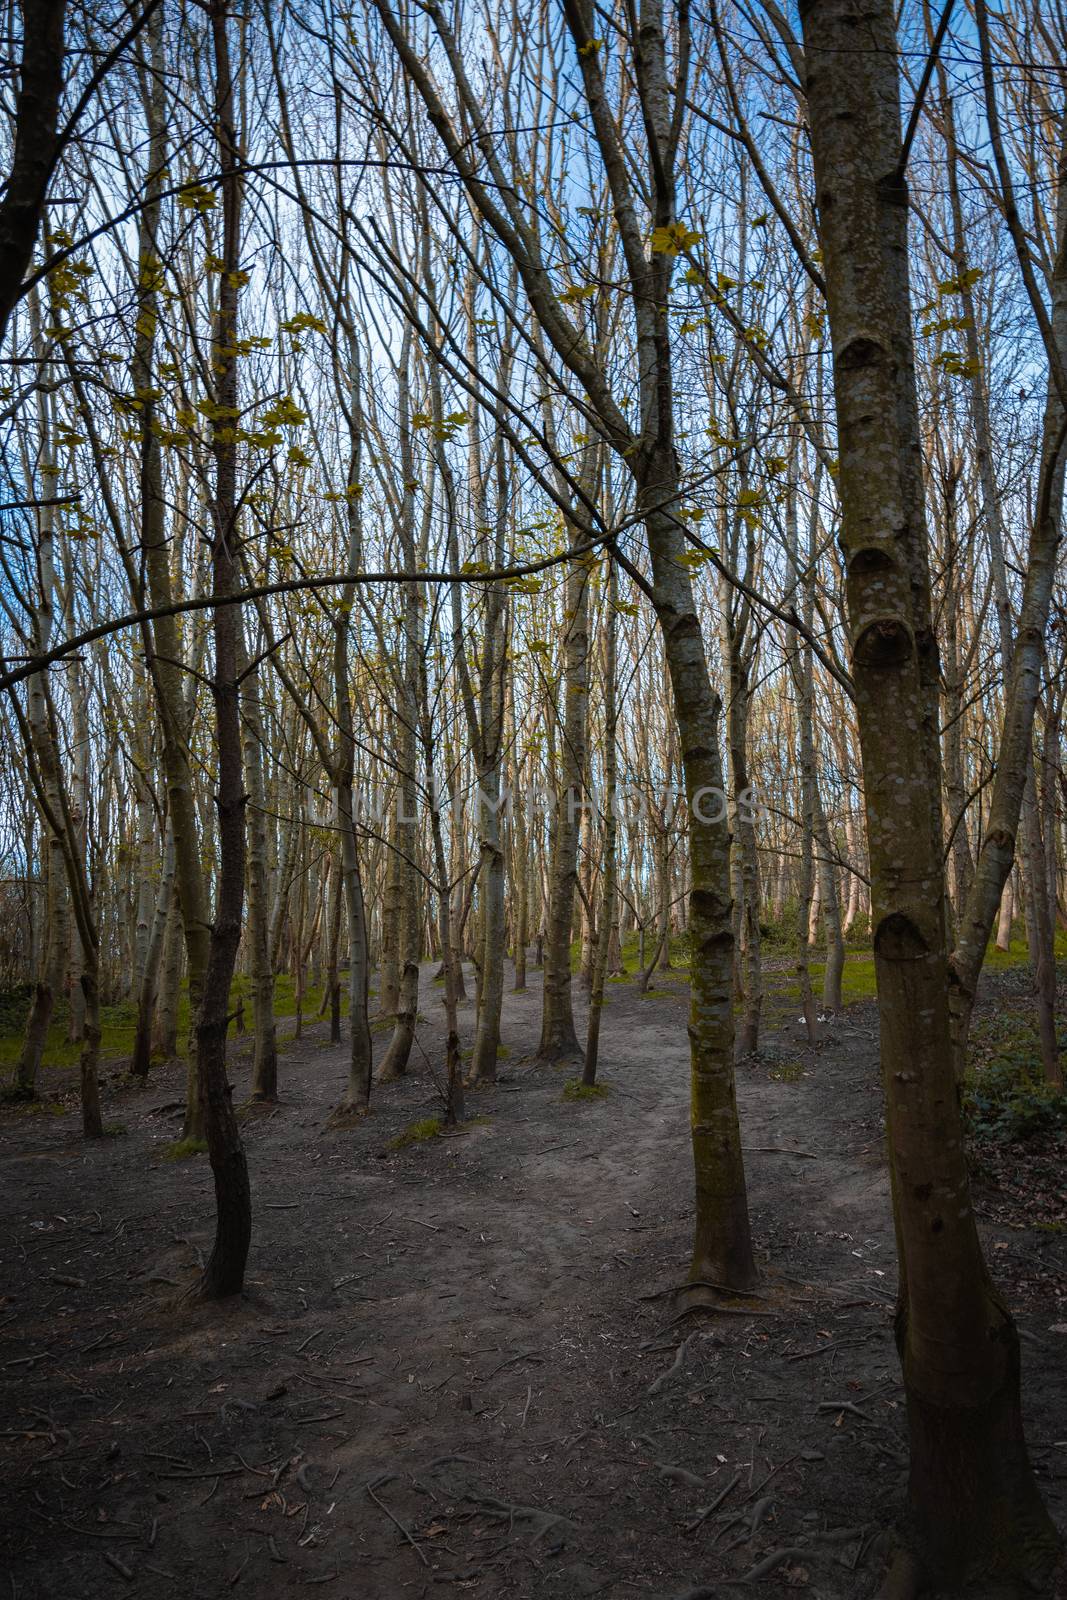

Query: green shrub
left=964, top=1029, right=1067, bottom=1143
left=0, top=985, right=32, bottom=1034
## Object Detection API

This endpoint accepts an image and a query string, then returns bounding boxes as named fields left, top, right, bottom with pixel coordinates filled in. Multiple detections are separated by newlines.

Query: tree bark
left=0, top=1, right=66, bottom=343
left=537, top=546, right=589, bottom=1064
left=196, top=0, right=251, bottom=1299
left=131, top=816, right=174, bottom=1078
left=240, top=640, right=278, bottom=1102
left=584, top=562, right=618, bottom=1086
left=800, top=0, right=1059, bottom=1581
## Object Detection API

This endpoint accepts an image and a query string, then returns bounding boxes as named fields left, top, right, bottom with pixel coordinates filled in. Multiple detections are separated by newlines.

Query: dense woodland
left=1, top=0, right=1066, bottom=1595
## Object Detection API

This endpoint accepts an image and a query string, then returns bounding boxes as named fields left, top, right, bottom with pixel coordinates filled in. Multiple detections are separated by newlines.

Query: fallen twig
left=742, top=1454, right=800, bottom=1506
left=818, top=1400, right=872, bottom=1422
left=60, top=1522, right=140, bottom=1543
left=787, top=1334, right=879, bottom=1362
left=485, top=1350, right=544, bottom=1380
left=365, top=1475, right=429, bottom=1567
left=742, top=1146, right=820, bottom=1159
left=152, top=1464, right=248, bottom=1481
left=684, top=1471, right=742, bottom=1534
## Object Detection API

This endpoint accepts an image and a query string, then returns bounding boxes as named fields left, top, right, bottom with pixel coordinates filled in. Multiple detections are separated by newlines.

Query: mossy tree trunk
left=800, top=0, right=1060, bottom=1582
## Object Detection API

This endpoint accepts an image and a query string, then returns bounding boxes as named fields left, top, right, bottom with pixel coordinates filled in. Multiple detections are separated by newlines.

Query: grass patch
left=159, top=1137, right=208, bottom=1161
left=0, top=1094, right=66, bottom=1117
left=610, top=930, right=692, bottom=976
left=808, top=954, right=877, bottom=1003
left=269, top=972, right=350, bottom=1021
left=768, top=1060, right=804, bottom=1083
left=386, top=1116, right=442, bottom=1151
left=983, top=927, right=1067, bottom=971
left=0, top=970, right=362, bottom=1081
left=562, top=1079, right=608, bottom=1101
left=0, top=990, right=190, bottom=1077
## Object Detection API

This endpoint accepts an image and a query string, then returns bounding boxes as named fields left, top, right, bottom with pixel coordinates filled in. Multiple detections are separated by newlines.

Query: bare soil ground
left=2, top=960, right=1066, bottom=1600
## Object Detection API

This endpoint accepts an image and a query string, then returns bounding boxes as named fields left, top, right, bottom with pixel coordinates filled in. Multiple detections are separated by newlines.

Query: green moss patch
left=562, top=1079, right=608, bottom=1102
left=386, top=1116, right=442, bottom=1151
left=159, top=1137, right=208, bottom=1161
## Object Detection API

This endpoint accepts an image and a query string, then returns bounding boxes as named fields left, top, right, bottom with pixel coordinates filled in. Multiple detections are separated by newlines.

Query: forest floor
left=2, top=955, right=1067, bottom=1600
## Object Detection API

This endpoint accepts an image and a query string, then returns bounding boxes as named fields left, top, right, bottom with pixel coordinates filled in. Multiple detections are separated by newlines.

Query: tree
left=799, top=0, right=1060, bottom=1583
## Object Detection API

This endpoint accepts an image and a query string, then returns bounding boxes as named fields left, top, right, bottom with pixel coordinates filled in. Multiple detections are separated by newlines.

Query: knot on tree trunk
left=873, top=911, right=929, bottom=962
left=853, top=617, right=914, bottom=669
left=836, top=333, right=889, bottom=371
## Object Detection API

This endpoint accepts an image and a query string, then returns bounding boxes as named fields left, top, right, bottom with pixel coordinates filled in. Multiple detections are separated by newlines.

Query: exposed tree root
left=732, top=1546, right=807, bottom=1583
left=640, top=1277, right=766, bottom=1303
left=326, top=1101, right=371, bottom=1128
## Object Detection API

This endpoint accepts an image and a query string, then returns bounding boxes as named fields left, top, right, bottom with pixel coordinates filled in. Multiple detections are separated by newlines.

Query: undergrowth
left=562, top=1079, right=608, bottom=1101
left=965, top=1014, right=1067, bottom=1143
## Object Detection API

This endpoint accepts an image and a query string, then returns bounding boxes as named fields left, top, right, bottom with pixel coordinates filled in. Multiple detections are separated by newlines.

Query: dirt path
left=2, top=963, right=1065, bottom=1598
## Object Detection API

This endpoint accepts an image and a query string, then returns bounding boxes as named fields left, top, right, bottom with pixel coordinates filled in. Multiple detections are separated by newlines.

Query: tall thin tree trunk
left=240, top=642, right=277, bottom=1102
left=132, top=10, right=211, bottom=1138
left=538, top=548, right=589, bottom=1063
left=584, top=562, right=618, bottom=1086
left=131, top=816, right=175, bottom=1078
left=801, top=0, right=1059, bottom=1578
left=813, top=782, right=845, bottom=1012
left=196, top=0, right=251, bottom=1298
left=153, top=890, right=183, bottom=1063
left=16, top=822, right=65, bottom=1097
